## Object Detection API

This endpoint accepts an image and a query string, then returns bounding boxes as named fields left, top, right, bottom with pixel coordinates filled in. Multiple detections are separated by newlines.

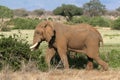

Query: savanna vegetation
left=0, top=29, right=120, bottom=71
left=0, top=0, right=120, bottom=73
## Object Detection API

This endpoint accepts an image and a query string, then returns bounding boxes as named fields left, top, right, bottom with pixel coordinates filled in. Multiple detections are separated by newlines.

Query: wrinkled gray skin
left=30, top=21, right=108, bottom=70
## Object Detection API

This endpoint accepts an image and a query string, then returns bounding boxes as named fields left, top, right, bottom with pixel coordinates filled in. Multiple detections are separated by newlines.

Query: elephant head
left=30, top=21, right=55, bottom=50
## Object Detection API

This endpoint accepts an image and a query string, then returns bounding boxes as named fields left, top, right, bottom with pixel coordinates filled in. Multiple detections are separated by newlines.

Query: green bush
left=30, top=49, right=48, bottom=71
left=112, top=17, right=120, bottom=30
left=0, top=34, right=48, bottom=71
left=71, top=16, right=90, bottom=24
left=0, top=34, right=30, bottom=70
left=89, top=17, right=111, bottom=27
left=70, top=16, right=111, bottom=27
left=11, top=18, right=41, bottom=29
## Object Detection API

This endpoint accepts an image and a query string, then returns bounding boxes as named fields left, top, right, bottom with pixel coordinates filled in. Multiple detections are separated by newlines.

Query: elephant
left=30, top=21, right=108, bottom=70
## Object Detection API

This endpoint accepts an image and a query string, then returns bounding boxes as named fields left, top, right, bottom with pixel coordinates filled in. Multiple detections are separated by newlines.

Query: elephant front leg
left=45, top=48, right=56, bottom=69
left=57, top=48, right=69, bottom=69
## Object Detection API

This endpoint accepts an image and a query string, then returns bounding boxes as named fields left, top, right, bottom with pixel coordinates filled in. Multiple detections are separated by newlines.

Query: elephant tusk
left=30, top=42, right=38, bottom=49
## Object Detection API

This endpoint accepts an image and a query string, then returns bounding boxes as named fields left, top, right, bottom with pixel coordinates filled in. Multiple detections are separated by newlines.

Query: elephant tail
left=99, top=36, right=103, bottom=46
left=99, top=34, right=104, bottom=47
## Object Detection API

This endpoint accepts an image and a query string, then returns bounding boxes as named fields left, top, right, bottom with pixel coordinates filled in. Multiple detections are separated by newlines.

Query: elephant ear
left=45, top=21, right=54, bottom=42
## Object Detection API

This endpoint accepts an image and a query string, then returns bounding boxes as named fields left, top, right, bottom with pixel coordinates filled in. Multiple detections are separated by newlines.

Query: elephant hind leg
left=87, top=52, right=108, bottom=70
left=87, top=54, right=108, bottom=70
left=94, top=57, right=108, bottom=71
left=86, top=46, right=108, bottom=70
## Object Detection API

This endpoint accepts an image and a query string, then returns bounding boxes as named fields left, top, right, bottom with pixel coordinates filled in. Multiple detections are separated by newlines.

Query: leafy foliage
left=0, top=34, right=31, bottom=70
left=53, top=4, right=83, bottom=21
left=11, top=18, right=41, bottom=29
left=71, top=16, right=90, bottom=24
left=89, top=17, right=111, bottom=27
left=0, top=5, right=13, bottom=18
left=70, top=16, right=111, bottom=27
left=30, top=48, right=48, bottom=72
left=112, top=17, right=120, bottom=30
left=0, top=34, right=48, bottom=71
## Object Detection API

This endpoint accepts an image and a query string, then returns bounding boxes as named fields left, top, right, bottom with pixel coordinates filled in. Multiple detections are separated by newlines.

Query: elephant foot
left=64, top=65, right=69, bottom=69
left=103, top=63, right=108, bottom=71
left=86, top=62, right=93, bottom=70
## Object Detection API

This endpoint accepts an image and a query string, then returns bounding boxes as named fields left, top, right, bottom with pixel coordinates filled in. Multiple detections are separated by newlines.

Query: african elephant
left=30, top=21, right=108, bottom=70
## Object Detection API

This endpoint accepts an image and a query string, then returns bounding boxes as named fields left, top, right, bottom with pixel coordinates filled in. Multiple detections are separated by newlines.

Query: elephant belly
left=67, top=31, right=87, bottom=50
left=68, top=40, right=86, bottom=50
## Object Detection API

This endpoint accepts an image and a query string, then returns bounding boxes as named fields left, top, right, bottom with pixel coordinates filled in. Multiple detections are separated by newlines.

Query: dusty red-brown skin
left=31, top=21, right=108, bottom=70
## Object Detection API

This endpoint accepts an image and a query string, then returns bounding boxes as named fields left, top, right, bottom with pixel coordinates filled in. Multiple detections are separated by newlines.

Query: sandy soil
left=0, top=69, right=120, bottom=80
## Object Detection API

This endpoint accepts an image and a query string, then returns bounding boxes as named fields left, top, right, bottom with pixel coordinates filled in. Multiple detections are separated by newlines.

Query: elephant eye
left=36, top=31, right=41, bottom=35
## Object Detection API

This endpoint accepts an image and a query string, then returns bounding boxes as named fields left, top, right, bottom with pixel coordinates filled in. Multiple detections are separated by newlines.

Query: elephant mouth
left=30, top=42, right=40, bottom=50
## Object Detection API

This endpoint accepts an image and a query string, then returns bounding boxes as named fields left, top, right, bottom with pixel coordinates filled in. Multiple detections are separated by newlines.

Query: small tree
left=83, top=0, right=106, bottom=17
left=0, top=5, right=13, bottom=31
left=0, top=5, right=13, bottom=21
left=53, top=4, right=83, bottom=21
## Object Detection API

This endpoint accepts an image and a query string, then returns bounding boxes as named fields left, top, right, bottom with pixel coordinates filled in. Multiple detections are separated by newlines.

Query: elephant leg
left=86, top=43, right=108, bottom=71
left=94, top=56, right=108, bottom=71
left=87, top=50, right=108, bottom=70
left=45, top=48, right=56, bottom=69
left=57, top=48, right=69, bottom=69
left=86, top=56, right=93, bottom=70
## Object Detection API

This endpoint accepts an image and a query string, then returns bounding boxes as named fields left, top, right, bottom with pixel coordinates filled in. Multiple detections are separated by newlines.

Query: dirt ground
left=0, top=69, right=120, bottom=80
